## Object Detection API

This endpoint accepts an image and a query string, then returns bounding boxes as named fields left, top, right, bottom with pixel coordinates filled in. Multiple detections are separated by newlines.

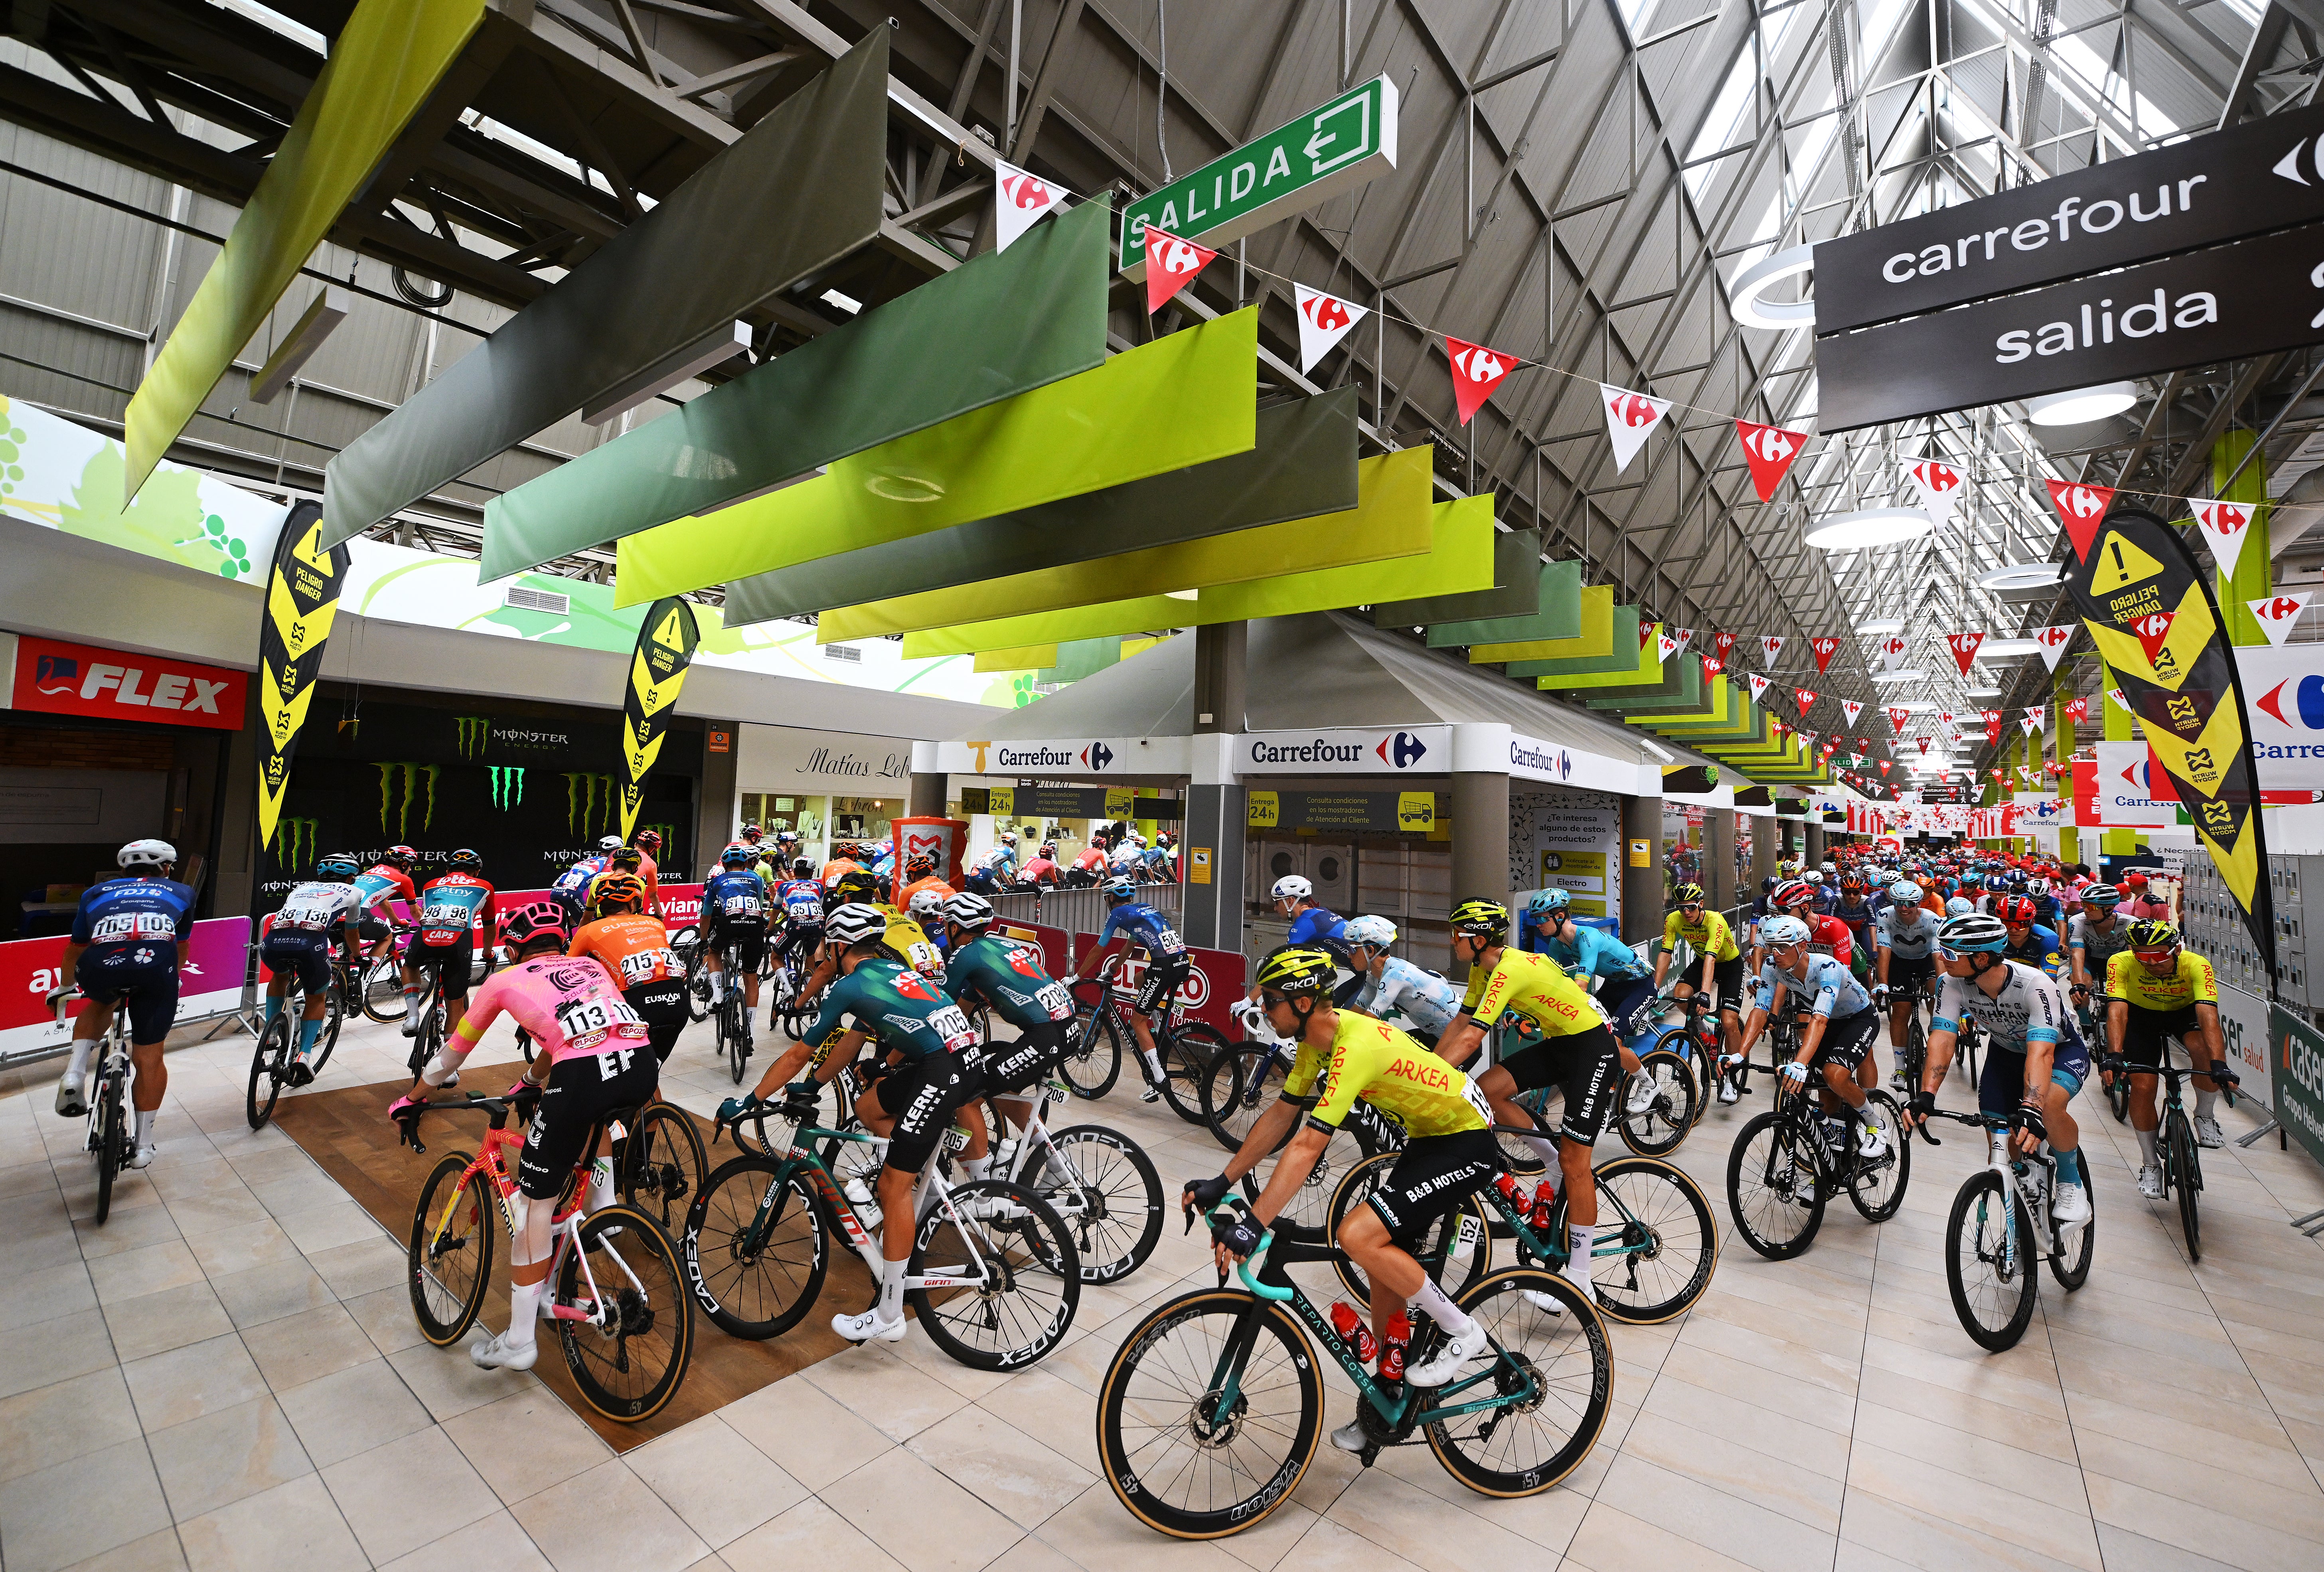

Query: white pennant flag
left=1601, top=385, right=1671, bottom=473
left=1656, top=629, right=1681, bottom=664
left=1875, top=632, right=1909, bottom=672
left=1669, top=627, right=1695, bottom=655
left=2191, top=498, right=2259, bottom=580
left=2022, top=704, right=2047, bottom=736
left=2250, top=592, right=2313, bottom=646
left=1293, top=285, right=1368, bottom=373
left=1746, top=673, right=1772, bottom=704
left=1841, top=700, right=1864, bottom=726
left=2034, top=624, right=2075, bottom=672
left=1909, top=459, right=1965, bottom=529
left=994, top=161, right=1067, bottom=251
left=1760, top=635, right=1787, bottom=666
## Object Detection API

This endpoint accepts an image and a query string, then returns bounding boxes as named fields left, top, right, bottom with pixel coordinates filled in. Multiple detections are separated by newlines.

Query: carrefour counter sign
left=1240, top=726, right=1448, bottom=775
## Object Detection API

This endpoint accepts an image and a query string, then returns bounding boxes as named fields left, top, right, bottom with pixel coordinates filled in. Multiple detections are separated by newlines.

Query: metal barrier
left=987, top=883, right=1182, bottom=939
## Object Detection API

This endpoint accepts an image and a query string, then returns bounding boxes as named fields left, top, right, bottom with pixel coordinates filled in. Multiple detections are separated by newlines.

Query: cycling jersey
left=1460, top=947, right=1600, bottom=1038
left=634, top=851, right=665, bottom=918
left=774, top=878, right=825, bottom=926
left=351, top=864, right=415, bottom=917
left=943, top=933, right=1075, bottom=1030
left=1875, top=905, right=1938, bottom=961
left=703, top=869, right=769, bottom=926
left=805, top=957, right=979, bottom=1061
left=1757, top=953, right=1872, bottom=1020
left=1019, top=856, right=1062, bottom=886
left=1099, top=902, right=1187, bottom=957
left=569, top=912, right=683, bottom=989
left=1284, top=907, right=1347, bottom=948
left=2105, top=948, right=2217, bottom=1012
left=550, top=857, right=606, bottom=911
left=1802, top=913, right=1856, bottom=966
left=819, top=858, right=864, bottom=891
left=895, top=875, right=954, bottom=913
left=270, top=880, right=363, bottom=937
left=1663, top=907, right=1740, bottom=961
left=1071, top=846, right=1108, bottom=873
left=1934, top=961, right=2079, bottom=1055
left=72, top=876, right=197, bottom=961
left=1284, top=1011, right=1491, bottom=1139
left=2069, top=913, right=2133, bottom=977
left=1542, top=924, right=1648, bottom=981
left=2003, top=923, right=2063, bottom=978
left=1831, top=898, right=1880, bottom=955
left=413, top=872, right=496, bottom=947
left=452, top=953, right=648, bottom=1065
left=1350, top=957, right=1462, bottom=1037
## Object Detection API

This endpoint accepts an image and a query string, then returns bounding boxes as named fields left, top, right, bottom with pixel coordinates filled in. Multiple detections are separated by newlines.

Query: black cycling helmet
left=448, top=848, right=483, bottom=873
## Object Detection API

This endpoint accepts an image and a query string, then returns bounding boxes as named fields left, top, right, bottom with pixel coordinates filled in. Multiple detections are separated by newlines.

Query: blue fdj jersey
left=1757, top=953, right=1873, bottom=1020
left=1100, top=902, right=1187, bottom=957
left=1541, top=924, right=1648, bottom=982
left=73, top=877, right=197, bottom=963
left=703, top=870, right=768, bottom=924
left=776, top=879, right=824, bottom=924
left=552, top=858, right=606, bottom=899
left=1285, top=907, right=1345, bottom=947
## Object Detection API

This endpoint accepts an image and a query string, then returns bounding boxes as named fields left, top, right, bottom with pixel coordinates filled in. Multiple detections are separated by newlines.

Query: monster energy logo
left=371, top=762, right=441, bottom=837
left=455, top=716, right=490, bottom=759
left=272, top=817, right=319, bottom=869
left=562, top=772, right=618, bottom=837
left=488, top=766, right=526, bottom=811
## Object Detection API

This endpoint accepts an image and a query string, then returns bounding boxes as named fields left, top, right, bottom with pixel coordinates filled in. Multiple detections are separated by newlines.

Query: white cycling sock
left=1564, top=1223, right=1595, bottom=1283
left=2196, top=1089, right=2219, bottom=1120
left=133, top=1109, right=155, bottom=1146
left=1522, top=1133, right=1560, bottom=1171
left=877, top=1256, right=908, bottom=1323
left=706, top=972, right=723, bottom=1003
left=961, top=1156, right=990, bottom=1181
left=1140, top=1047, right=1165, bottom=1080
left=587, top=1158, right=617, bottom=1213
left=507, top=1279, right=543, bottom=1349
left=1408, top=1278, right=1473, bottom=1335
left=2136, top=1128, right=2159, bottom=1167
left=65, top=1039, right=95, bottom=1081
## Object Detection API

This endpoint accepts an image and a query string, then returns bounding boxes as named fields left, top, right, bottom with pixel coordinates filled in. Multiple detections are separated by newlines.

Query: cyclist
left=894, top=850, right=952, bottom=913
left=721, top=903, right=984, bottom=1346
left=1874, top=879, right=1939, bottom=1093
left=939, top=890, right=1076, bottom=1146
left=350, top=846, right=419, bottom=962
left=1654, top=882, right=1745, bottom=1097
left=391, top=899, right=655, bottom=1372
left=1076, top=877, right=1193, bottom=1102
left=1831, top=873, right=1881, bottom=959
left=1995, top=894, right=2063, bottom=978
left=1435, top=899, right=1615, bottom=1305
left=400, top=848, right=496, bottom=1038
left=906, top=887, right=952, bottom=959
left=1142, top=830, right=1178, bottom=882
left=2107, top=920, right=2237, bottom=1189
left=1905, top=913, right=2093, bottom=1228
left=1272, top=875, right=1348, bottom=951
left=631, top=828, right=669, bottom=919
left=55, top=840, right=197, bottom=1168
left=1066, top=838, right=1110, bottom=887
left=569, top=870, right=688, bottom=1064
left=259, top=853, right=365, bottom=1085
left=2067, top=884, right=2129, bottom=1061
left=1343, top=915, right=1461, bottom=1048
left=1531, top=890, right=1659, bottom=1114
left=701, top=844, right=771, bottom=1044
left=1185, top=946, right=1502, bottom=1442
left=1019, top=842, right=1064, bottom=888
left=550, top=836, right=623, bottom=930
left=2022, top=876, right=2062, bottom=933
left=1734, top=915, right=1890, bottom=1167
left=772, top=856, right=827, bottom=982
left=793, top=870, right=946, bottom=1011
left=820, top=841, right=865, bottom=892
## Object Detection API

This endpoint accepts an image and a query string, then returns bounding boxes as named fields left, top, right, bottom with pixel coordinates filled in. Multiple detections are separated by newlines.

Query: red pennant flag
left=1809, top=636, right=1841, bottom=673
left=1735, top=420, right=1809, bottom=501
left=1945, top=631, right=1986, bottom=675
left=1878, top=761, right=1892, bottom=776
left=1639, top=619, right=1657, bottom=652
left=1886, top=706, right=1909, bottom=731
left=1713, top=631, right=1737, bottom=661
left=2129, top=609, right=2176, bottom=667
left=1701, top=655, right=1724, bottom=677
left=2044, top=478, right=2115, bottom=561
left=1144, top=227, right=1217, bottom=313
left=1795, top=688, right=1818, bottom=712
left=2063, top=697, right=2089, bottom=723
left=1916, top=737, right=1931, bottom=753
left=1449, top=337, right=1518, bottom=425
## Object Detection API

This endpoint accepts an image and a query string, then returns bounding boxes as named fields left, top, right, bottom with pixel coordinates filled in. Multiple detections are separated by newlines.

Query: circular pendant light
left=1803, top=509, right=1934, bottom=550
left=2027, top=381, right=2136, bottom=426
left=1974, top=564, right=2065, bottom=592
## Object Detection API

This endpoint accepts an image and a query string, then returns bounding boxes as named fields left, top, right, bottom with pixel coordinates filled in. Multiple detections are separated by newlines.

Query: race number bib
left=278, top=903, right=338, bottom=931
left=1151, top=924, right=1186, bottom=955
left=1033, top=980, right=1074, bottom=1020
left=928, top=1003, right=979, bottom=1053
left=555, top=995, right=643, bottom=1049
left=422, top=903, right=471, bottom=927
left=91, top=912, right=174, bottom=943
left=618, top=948, right=678, bottom=984
left=721, top=894, right=763, bottom=917
left=1461, top=1077, right=1493, bottom=1124
left=908, top=941, right=944, bottom=978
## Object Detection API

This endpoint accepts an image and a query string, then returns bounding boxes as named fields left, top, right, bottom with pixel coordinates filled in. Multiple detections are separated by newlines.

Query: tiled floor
left=6, top=1006, right=2324, bottom=1571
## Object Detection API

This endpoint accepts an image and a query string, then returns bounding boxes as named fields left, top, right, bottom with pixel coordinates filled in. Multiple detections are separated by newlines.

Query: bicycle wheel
left=724, top=993, right=750, bottom=1085
left=1238, top=1120, right=1377, bottom=1234
left=310, top=981, right=344, bottom=1074
left=1201, top=1043, right=1287, bottom=1155
left=1494, top=1093, right=1554, bottom=1179
left=617, top=1103, right=708, bottom=1233
left=1844, top=1091, right=1913, bottom=1223
left=1725, top=1111, right=1826, bottom=1259
left=246, top=1010, right=292, bottom=1130
left=1034, top=1125, right=1164, bottom=1284
left=1588, top=1155, right=1718, bottom=1325
left=1425, top=1268, right=1615, bottom=1499
left=408, top=1154, right=495, bottom=1346
left=92, top=1071, right=124, bottom=1226
left=1060, top=996, right=1123, bottom=1100
left=1945, top=1170, right=2038, bottom=1351
left=2107, top=1066, right=2130, bottom=1124
left=683, top=1155, right=829, bottom=1338
left=1096, top=1286, right=1323, bottom=1540
left=1325, top=1152, right=1493, bottom=1302
left=361, top=956, right=403, bottom=1023
left=2050, top=1182, right=2095, bottom=1291
left=908, top=1179, right=1080, bottom=1371
left=1616, top=1049, right=1698, bottom=1158
left=557, top=1205, right=693, bottom=1422
left=2168, top=1114, right=2202, bottom=1263
left=1161, top=1022, right=1230, bottom=1126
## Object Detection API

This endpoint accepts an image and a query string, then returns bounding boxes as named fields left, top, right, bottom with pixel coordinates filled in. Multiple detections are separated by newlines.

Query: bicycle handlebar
left=392, top=1086, right=541, bottom=1154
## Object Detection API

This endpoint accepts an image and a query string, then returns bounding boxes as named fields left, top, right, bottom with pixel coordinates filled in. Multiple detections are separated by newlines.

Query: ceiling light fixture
left=1804, top=509, right=1934, bottom=550
left=1870, top=668, right=1927, bottom=684
left=1973, top=564, right=2066, bottom=592
left=1855, top=617, right=1905, bottom=635
left=2027, top=381, right=2137, bottom=426
left=1726, top=244, right=1816, bottom=331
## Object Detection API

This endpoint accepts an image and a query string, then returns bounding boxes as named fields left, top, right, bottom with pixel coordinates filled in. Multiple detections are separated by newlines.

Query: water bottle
left=1378, top=1310, right=1411, bottom=1381
left=1529, top=1180, right=1559, bottom=1231
left=993, top=1136, right=1018, bottom=1171
left=1328, top=1302, right=1379, bottom=1364
left=1491, top=1173, right=1525, bottom=1209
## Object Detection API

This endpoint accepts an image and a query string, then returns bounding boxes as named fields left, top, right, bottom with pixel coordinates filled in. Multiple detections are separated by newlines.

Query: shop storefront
left=733, top=723, right=916, bottom=864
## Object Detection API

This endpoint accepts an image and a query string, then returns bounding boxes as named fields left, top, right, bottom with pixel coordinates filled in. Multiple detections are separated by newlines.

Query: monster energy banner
left=255, top=501, right=348, bottom=856
left=619, top=598, right=702, bottom=842
left=2065, top=506, right=2277, bottom=977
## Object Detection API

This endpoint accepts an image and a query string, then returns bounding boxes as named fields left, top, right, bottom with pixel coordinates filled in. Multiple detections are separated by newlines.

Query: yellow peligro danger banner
left=618, top=599, right=702, bottom=842
left=255, top=502, right=349, bottom=856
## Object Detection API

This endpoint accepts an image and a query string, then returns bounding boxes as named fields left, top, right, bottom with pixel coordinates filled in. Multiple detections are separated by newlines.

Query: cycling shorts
left=260, top=930, right=333, bottom=996
left=1886, top=955, right=1935, bottom=1000
left=1978, top=1034, right=2092, bottom=1118
left=1712, top=956, right=1745, bottom=1012
left=709, top=918, right=767, bottom=972
left=1499, top=1022, right=1620, bottom=1146
left=1364, top=1127, right=1502, bottom=1247
left=408, top=931, right=475, bottom=996
left=1807, top=1008, right=1881, bottom=1075
left=75, top=949, right=179, bottom=1044
left=981, top=1020, right=1066, bottom=1096
left=2116, top=1004, right=2204, bottom=1071
left=1595, top=974, right=1657, bottom=1039
left=778, top=923, right=823, bottom=966
left=873, top=1051, right=975, bottom=1177
left=517, top=1045, right=660, bottom=1200
left=1132, top=954, right=1193, bottom=1015
left=623, top=981, right=689, bottom=1065
left=357, top=913, right=394, bottom=944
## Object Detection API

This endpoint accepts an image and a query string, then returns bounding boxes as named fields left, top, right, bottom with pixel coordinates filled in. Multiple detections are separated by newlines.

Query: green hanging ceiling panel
left=1423, top=562, right=1584, bottom=647
left=1505, top=607, right=1642, bottom=677
left=1588, top=661, right=1704, bottom=712
left=1469, top=585, right=1615, bottom=664
left=481, top=196, right=1114, bottom=582
left=614, top=307, right=1260, bottom=606
left=1537, top=626, right=1663, bottom=690
left=1655, top=694, right=1761, bottom=738
left=974, top=645, right=1056, bottom=672
left=1370, top=529, right=1542, bottom=627
left=725, top=386, right=1358, bottom=625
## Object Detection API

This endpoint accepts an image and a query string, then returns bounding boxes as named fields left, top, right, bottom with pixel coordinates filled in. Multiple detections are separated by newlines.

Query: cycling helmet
left=907, top=888, right=947, bottom=923
left=1101, top=876, right=1137, bottom=900
left=1039, top=842, right=1058, bottom=858
left=793, top=859, right=815, bottom=879
left=501, top=899, right=571, bottom=949
left=1255, top=946, right=1337, bottom=997
left=1343, top=915, right=1398, bottom=949
left=1984, top=872, right=2010, bottom=891
left=775, top=828, right=798, bottom=844
left=1271, top=875, right=1313, bottom=903
left=1450, top=899, right=1511, bottom=941
left=942, top=891, right=995, bottom=929
left=448, top=848, right=483, bottom=873
left=1840, top=872, right=1867, bottom=893
left=1001, top=831, right=1018, bottom=845
left=316, top=853, right=361, bottom=879
left=382, top=845, right=417, bottom=867
left=2025, top=876, right=2049, bottom=895
left=1673, top=883, right=1705, bottom=905
left=1157, top=830, right=1174, bottom=846
left=826, top=903, right=885, bottom=948
left=634, top=829, right=661, bottom=853
left=117, top=838, right=176, bottom=870
left=1888, top=879, right=1922, bottom=904
left=1761, top=876, right=1777, bottom=893
left=1996, top=895, right=2038, bottom=925
left=834, top=870, right=880, bottom=904
left=588, top=872, right=647, bottom=913
left=1820, top=860, right=1837, bottom=875
left=904, top=852, right=936, bottom=878
left=608, top=845, right=643, bottom=870
left=1945, top=896, right=1976, bottom=917
left=1802, top=870, right=1823, bottom=886
left=2127, top=919, right=2180, bottom=952
left=740, top=822, right=763, bottom=841
left=596, top=835, right=624, bottom=854
left=720, top=844, right=755, bottom=869
left=1759, top=915, right=1811, bottom=948
left=2080, top=883, right=2120, bottom=907
left=1937, top=913, right=2010, bottom=954
left=1777, top=859, right=1801, bottom=877
left=1771, top=878, right=1813, bottom=910
left=1530, top=888, right=1572, bottom=916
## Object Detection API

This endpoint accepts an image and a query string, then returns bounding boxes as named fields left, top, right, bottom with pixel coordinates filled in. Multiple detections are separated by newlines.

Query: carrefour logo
left=1081, top=742, right=1115, bottom=771
left=1376, top=731, right=1428, bottom=768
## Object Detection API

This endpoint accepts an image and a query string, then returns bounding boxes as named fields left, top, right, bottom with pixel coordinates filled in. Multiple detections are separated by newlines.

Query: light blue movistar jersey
left=1757, top=953, right=1874, bottom=1020
left=1351, top=957, right=1462, bottom=1036
left=1875, top=904, right=1938, bottom=961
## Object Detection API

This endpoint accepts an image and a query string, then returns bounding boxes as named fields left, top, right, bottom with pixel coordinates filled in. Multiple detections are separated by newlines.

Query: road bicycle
left=1611, top=989, right=1700, bottom=1158
left=1725, top=1063, right=1911, bottom=1259
left=1914, top=1105, right=2094, bottom=1350
left=355, top=921, right=417, bottom=1024
left=2071, top=990, right=2132, bottom=1123
left=1060, top=952, right=1230, bottom=1124
left=2106, top=1045, right=2232, bottom=1263
left=969, top=1074, right=1163, bottom=1284
left=50, top=987, right=135, bottom=1224
left=670, top=924, right=711, bottom=1023
left=683, top=1101, right=1081, bottom=1369
left=246, top=962, right=345, bottom=1131
left=1884, top=978, right=1931, bottom=1099
left=1096, top=1189, right=1613, bottom=1540
left=396, top=1089, right=695, bottom=1422
left=710, top=934, right=755, bottom=1083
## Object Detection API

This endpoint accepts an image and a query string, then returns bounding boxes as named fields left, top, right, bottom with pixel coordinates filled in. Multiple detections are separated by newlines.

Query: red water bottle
left=1491, top=1173, right=1524, bottom=1207
left=1529, top=1180, right=1559, bottom=1231
left=1378, top=1310, right=1411, bottom=1381
left=1328, top=1302, right=1379, bottom=1364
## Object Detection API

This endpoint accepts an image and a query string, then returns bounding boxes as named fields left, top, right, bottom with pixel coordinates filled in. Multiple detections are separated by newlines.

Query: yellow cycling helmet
left=1449, top=899, right=1511, bottom=941
left=1254, top=946, right=1337, bottom=996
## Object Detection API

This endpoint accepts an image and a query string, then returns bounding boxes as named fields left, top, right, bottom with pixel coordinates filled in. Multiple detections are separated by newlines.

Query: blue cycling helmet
left=1530, top=889, right=1571, bottom=915
left=1945, top=895, right=1976, bottom=917
left=316, top=853, right=361, bottom=879
left=1101, top=876, right=1137, bottom=899
left=720, top=844, right=755, bottom=869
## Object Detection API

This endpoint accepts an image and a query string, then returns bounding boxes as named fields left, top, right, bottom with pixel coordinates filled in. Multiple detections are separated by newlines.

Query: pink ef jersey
left=452, top=953, right=649, bottom=1065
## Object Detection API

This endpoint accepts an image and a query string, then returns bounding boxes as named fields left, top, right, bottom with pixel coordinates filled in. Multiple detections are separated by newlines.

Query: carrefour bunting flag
left=255, top=502, right=349, bottom=858
left=617, top=598, right=701, bottom=842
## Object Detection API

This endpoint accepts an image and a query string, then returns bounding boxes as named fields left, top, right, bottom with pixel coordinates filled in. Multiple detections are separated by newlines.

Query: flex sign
left=9, top=634, right=245, bottom=731
left=1120, top=75, right=1398, bottom=280
left=1238, top=726, right=1447, bottom=775
left=1815, top=99, right=2324, bottom=333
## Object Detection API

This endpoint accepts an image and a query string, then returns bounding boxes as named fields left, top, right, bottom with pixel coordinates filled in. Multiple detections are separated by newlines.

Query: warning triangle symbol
left=2089, top=531, right=2168, bottom=596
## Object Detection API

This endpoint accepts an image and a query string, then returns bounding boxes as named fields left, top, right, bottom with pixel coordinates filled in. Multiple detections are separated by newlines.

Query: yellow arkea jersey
left=879, top=905, right=943, bottom=979
left=1664, top=907, right=1740, bottom=961
left=2106, top=948, right=2217, bottom=1012
left=1283, top=1011, right=1490, bottom=1139
left=1461, top=947, right=1602, bottom=1038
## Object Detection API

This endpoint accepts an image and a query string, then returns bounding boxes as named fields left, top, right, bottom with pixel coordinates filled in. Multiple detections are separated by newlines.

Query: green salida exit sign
left=1119, top=75, right=1399, bottom=280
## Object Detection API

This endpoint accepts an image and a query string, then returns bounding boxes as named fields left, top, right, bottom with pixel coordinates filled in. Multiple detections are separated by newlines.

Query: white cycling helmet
left=825, top=903, right=885, bottom=947
left=118, top=838, right=176, bottom=870
left=1344, top=915, right=1397, bottom=950
left=1887, top=879, right=1922, bottom=905
left=1759, top=915, right=1812, bottom=947
left=1271, top=875, right=1313, bottom=903
left=1801, top=869, right=1823, bottom=885
left=942, top=890, right=995, bottom=928
left=907, top=888, right=946, bottom=920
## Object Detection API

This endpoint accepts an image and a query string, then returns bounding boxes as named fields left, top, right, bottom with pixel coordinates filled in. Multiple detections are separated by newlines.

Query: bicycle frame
left=1920, top=1108, right=2062, bottom=1271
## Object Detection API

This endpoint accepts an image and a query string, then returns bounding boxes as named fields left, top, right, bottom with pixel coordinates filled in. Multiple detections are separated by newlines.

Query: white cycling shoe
left=1330, top=1420, right=1372, bottom=1453
left=2194, top=1115, right=2226, bottom=1149
left=832, top=1308, right=908, bottom=1344
left=1625, top=1077, right=1658, bottom=1115
left=1856, top=1122, right=1889, bottom=1159
left=470, top=1331, right=538, bottom=1371
left=2136, top=1164, right=2166, bottom=1200
left=125, top=1143, right=157, bottom=1170
left=54, top=1073, right=87, bottom=1119
left=2051, top=1180, right=2091, bottom=1226
left=1404, top=1321, right=1490, bottom=1386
